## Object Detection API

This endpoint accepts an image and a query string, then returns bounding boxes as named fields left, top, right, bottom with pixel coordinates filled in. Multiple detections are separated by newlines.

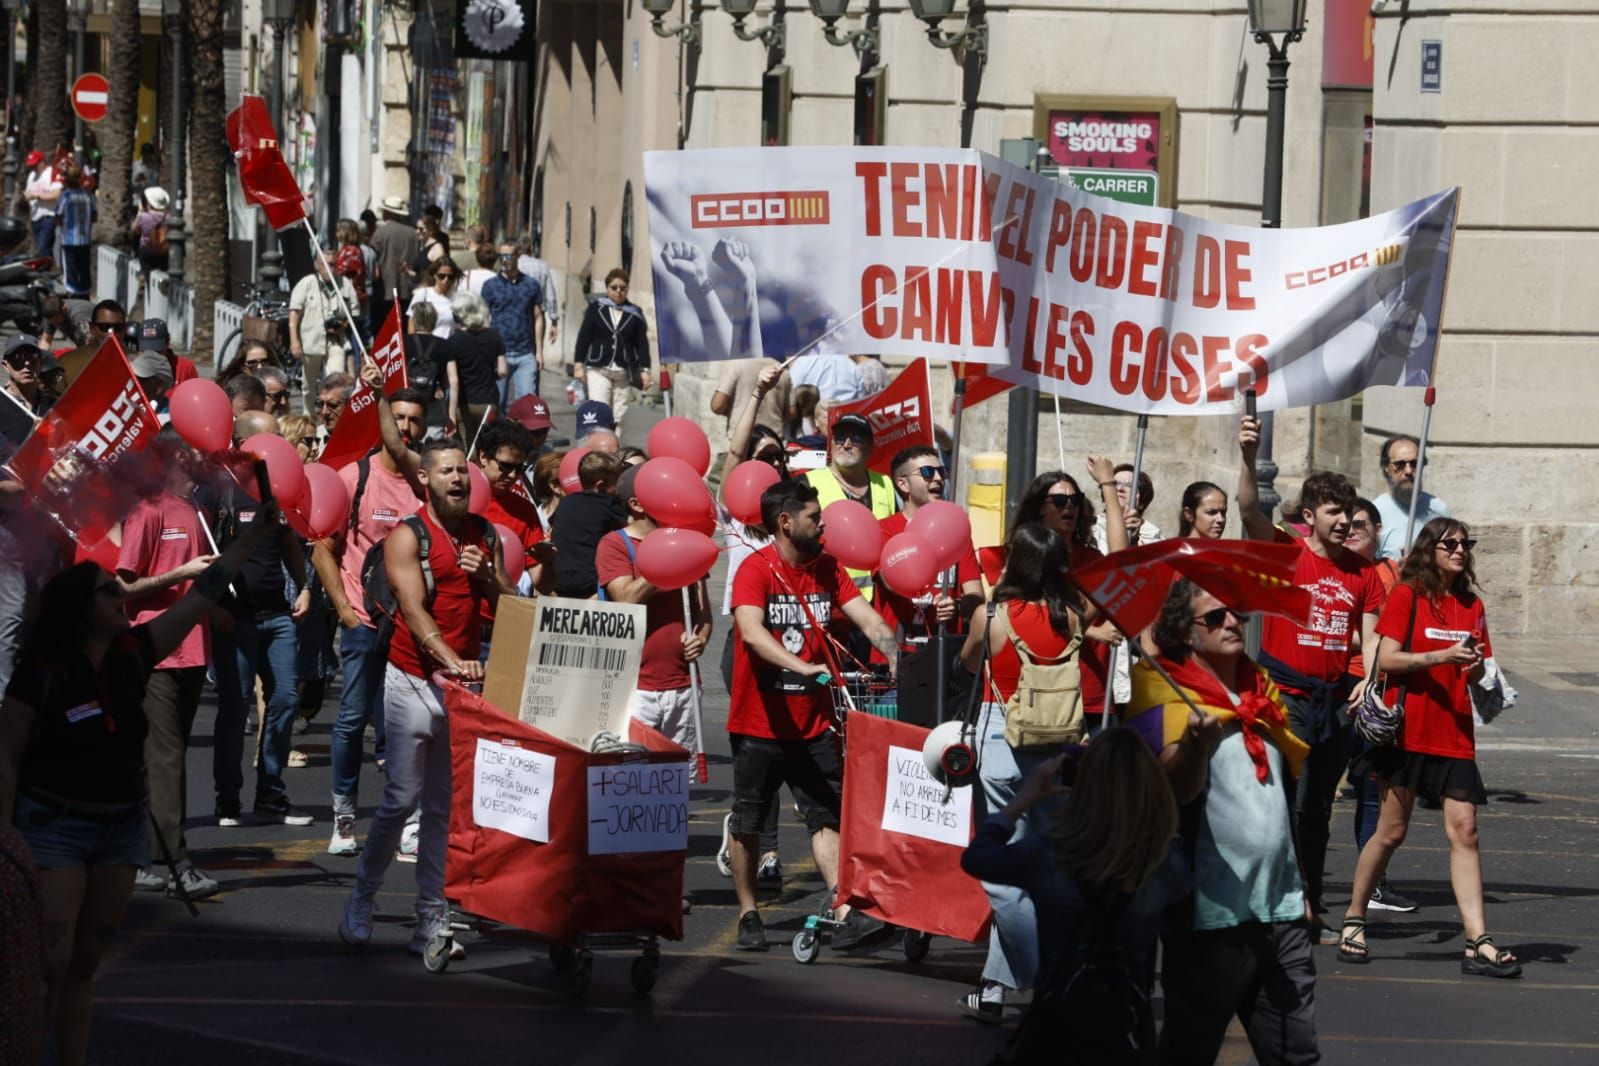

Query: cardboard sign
left=482, top=596, right=646, bottom=748
left=586, top=761, right=691, bottom=856
left=880, top=744, right=973, bottom=847
left=471, top=737, right=556, bottom=843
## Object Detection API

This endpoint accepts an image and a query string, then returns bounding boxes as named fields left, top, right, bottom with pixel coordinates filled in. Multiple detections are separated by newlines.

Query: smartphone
left=1462, top=633, right=1478, bottom=652
left=1245, top=388, right=1258, bottom=418
left=252, top=459, right=274, bottom=505
left=1057, top=744, right=1088, bottom=786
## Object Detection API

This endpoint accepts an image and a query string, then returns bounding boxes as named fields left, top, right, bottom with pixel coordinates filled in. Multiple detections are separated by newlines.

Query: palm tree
left=29, top=0, right=70, bottom=157
left=187, top=0, right=229, bottom=361
left=92, top=0, right=143, bottom=248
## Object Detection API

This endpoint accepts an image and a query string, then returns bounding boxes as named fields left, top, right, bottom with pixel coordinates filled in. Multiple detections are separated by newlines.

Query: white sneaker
left=395, top=821, right=419, bottom=864
left=328, top=815, right=359, bottom=856
left=339, top=893, right=375, bottom=946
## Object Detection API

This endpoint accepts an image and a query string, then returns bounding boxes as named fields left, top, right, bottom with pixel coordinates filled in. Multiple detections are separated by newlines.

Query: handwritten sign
left=472, top=737, right=556, bottom=843
left=518, top=597, right=646, bottom=747
left=587, top=761, right=691, bottom=856
left=880, top=744, right=972, bottom=847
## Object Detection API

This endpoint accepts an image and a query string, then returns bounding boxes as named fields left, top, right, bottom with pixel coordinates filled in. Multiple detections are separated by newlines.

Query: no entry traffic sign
left=71, top=73, right=110, bottom=124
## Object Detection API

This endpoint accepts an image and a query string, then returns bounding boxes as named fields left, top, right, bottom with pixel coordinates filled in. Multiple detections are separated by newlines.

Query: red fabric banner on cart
left=835, top=713, right=992, bottom=943
left=444, top=683, right=686, bottom=943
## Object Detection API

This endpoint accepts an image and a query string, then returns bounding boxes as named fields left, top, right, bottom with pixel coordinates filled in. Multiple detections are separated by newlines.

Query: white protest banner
left=881, top=745, right=973, bottom=847
left=644, top=146, right=1456, bottom=413
left=518, top=596, right=646, bottom=748
left=587, top=761, right=692, bottom=856
left=472, top=737, right=556, bottom=843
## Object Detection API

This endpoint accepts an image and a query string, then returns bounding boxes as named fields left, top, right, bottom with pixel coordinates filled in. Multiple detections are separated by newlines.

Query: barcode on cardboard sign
left=537, top=643, right=628, bottom=672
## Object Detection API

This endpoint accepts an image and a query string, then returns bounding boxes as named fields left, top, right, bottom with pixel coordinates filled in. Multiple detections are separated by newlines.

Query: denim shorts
left=13, top=791, right=149, bottom=870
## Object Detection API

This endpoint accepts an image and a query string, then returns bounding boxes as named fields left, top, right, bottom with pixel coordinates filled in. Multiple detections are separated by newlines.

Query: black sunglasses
left=1045, top=492, right=1082, bottom=509
left=904, top=465, right=947, bottom=481
left=490, top=457, right=528, bottom=476
left=92, top=319, right=122, bottom=330
left=1388, top=458, right=1420, bottom=470
left=1436, top=537, right=1477, bottom=553
left=1198, top=606, right=1249, bottom=629
left=752, top=447, right=785, bottom=466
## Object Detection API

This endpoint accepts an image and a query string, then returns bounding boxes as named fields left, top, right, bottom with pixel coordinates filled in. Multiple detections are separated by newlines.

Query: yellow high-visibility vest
left=803, top=466, right=897, bottom=601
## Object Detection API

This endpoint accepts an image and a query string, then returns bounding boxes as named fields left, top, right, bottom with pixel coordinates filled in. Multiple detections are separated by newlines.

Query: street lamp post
left=720, top=0, right=785, bottom=51
left=905, top=0, right=987, bottom=62
left=163, top=0, right=187, bottom=283
left=1, top=0, right=21, bottom=206
left=70, top=0, right=89, bottom=160
left=1245, top=0, right=1306, bottom=521
left=810, top=0, right=877, bottom=57
left=258, top=0, right=297, bottom=291
left=639, top=0, right=702, bottom=47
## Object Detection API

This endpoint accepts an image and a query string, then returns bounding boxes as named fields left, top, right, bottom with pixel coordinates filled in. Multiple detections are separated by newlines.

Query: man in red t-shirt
left=116, top=427, right=222, bottom=900
left=1240, top=426, right=1384, bottom=920
left=873, top=445, right=984, bottom=653
left=339, top=437, right=508, bottom=959
left=474, top=417, right=554, bottom=603
left=729, top=478, right=898, bottom=953
left=597, top=464, right=712, bottom=753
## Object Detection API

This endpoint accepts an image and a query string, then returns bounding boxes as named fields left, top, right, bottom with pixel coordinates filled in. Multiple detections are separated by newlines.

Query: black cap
left=832, top=413, right=873, bottom=441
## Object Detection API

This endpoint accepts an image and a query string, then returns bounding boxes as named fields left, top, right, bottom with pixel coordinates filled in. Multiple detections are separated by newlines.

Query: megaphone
left=922, top=720, right=978, bottom=788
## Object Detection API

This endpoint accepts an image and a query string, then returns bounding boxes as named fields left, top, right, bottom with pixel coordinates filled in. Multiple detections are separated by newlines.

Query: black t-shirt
left=550, top=491, right=626, bottom=598
left=9, top=626, right=156, bottom=804
left=447, top=327, right=505, bottom=405
left=195, top=481, right=291, bottom=616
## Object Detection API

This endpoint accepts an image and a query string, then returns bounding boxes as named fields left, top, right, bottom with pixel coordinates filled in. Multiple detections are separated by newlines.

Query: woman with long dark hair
left=1177, top=481, right=1229, bottom=539
left=0, top=509, right=276, bottom=1065
left=956, top=521, right=1094, bottom=1022
left=1339, top=517, right=1520, bottom=978
left=215, top=339, right=283, bottom=388
left=962, top=728, right=1186, bottom=1062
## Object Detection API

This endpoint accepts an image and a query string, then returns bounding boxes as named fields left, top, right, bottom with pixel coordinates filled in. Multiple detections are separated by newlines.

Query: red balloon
left=300, top=463, right=349, bottom=540
left=285, top=503, right=316, bottom=540
left=558, top=447, right=590, bottom=494
left=637, top=528, right=719, bottom=591
left=468, top=462, right=491, bottom=515
left=635, top=457, right=714, bottom=529
left=647, top=416, right=712, bottom=476
left=494, top=522, right=525, bottom=585
left=240, top=432, right=307, bottom=509
left=821, top=499, right=883, bottom=570
left=909, top=500, right=973, bottom=570
left=683, top=510, right=718, bottom=538
left=168, top=379, right=233, bottom=454
left=879, top=532, right=940, bottom=598
left=722, top=460, right=780, bottom=526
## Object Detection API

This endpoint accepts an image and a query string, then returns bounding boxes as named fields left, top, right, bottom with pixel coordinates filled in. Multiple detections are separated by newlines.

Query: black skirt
left=1352, top=747, right=1488, bottom=805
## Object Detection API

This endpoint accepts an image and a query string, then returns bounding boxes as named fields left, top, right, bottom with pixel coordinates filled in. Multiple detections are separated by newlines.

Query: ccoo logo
left=691, top=191, right=831, bottom=229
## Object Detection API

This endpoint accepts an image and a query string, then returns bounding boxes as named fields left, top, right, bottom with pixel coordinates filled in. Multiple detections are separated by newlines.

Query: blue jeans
left=31, top=216, right=56, bottom=261
left=972, top=702, right=1057, bottom=991
left=213, top=612, right=300, bottom=807
left=333, top=622, right=388, bottom=800
left=502, top=350, right=539, bottom=408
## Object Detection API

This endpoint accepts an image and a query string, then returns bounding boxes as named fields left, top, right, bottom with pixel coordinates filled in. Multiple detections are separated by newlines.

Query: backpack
left=594, top=529, right=637, bottom=600
left=999, top=602, right=1085, bottom=750
left=994, top=889, right=1154, bottom=1066
left=360, top=511, right=498, bottom=657
left=148, top=216, right=169, bottom=255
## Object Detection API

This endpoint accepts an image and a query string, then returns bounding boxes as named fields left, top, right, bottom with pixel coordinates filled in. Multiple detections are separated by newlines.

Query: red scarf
left=1165, top=656, right=1288, bottom=784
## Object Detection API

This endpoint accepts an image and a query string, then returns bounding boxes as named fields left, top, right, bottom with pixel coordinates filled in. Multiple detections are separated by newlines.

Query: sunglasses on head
left=1436, top=537, right=1477, bottom=553
left=1197, top=606, right=1249, bottom=628
left=1045, top=492, right=1082, bottom=509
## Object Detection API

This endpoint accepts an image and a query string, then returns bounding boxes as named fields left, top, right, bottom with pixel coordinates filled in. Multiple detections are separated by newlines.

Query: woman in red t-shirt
left=1340, top=518, right=1521, bottom=978
left=955, top=522, right=1092, bottom=1020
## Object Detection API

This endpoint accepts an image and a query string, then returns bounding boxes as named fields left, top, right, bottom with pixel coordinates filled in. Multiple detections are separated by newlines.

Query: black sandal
left=1462, top=934, right=1522, bottom=979
left=1338, top=917, right=1370, bottom=964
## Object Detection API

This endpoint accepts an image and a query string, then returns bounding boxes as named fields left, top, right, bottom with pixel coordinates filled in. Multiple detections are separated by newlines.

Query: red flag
left=1071, top=538, right=1312, bottom=636
left=1, top=337, right=163, bottom=548
left=318, top=304, right=408, bottom=474
left=226, top=95, right=307, bottom=231
left=826, top=359, right=935, bottom=475
left=951, top=360, right=1014, bottom=411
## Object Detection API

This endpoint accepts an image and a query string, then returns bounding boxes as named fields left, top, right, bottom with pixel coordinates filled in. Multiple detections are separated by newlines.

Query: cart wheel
left=423, top=932, right=453, bottom=974
left=568, top=950, right=594, bottom=997
left=549, top=943, right=577, bottom=974
left=792, top=930, right=820, bottom=964
left=902, top=929, right=931, bottom=963
left=630, top=954, right=659, bottom=994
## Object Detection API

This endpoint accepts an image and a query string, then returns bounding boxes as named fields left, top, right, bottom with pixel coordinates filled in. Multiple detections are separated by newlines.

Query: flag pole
left=1100, top=412, right=1150, bottom=727
left=682, top=587, right=709, bottom=784
left=302, top=217, right=370, bottom=368
left=1402, top=190, right=1460, bottom=552
left=1074, top=579, right=1209, bottom=728
left=1052, top=390, right=1067, bottom=471
left=1403, top=387, right=1435, bottom=548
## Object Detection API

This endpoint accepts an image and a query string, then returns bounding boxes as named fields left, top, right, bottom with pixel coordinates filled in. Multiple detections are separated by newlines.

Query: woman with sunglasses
left=215, top=339, right=283, bottom=388
left=1339, top=518, right=1520, bottom=978
left=408, top=261, right=459, bottom=339
left=0, top=507, right=278, bottom=1065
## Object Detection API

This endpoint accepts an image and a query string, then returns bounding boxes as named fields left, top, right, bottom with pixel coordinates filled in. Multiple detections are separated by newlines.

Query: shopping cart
left=437, top=680, right=687, bottom=996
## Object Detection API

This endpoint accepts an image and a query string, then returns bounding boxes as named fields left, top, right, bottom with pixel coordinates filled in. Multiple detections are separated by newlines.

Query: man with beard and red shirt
left=1239, top=417, right=1385, bottom=929
left=337, top=437, right=510, bottom=959
left=873, top=445, right=984, bottom=658
left=727, top=479, right=898, bottom=953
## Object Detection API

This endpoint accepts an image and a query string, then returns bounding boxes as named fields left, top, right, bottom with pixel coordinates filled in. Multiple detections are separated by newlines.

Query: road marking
left=1322, top=1034, right=1599, bottom=1050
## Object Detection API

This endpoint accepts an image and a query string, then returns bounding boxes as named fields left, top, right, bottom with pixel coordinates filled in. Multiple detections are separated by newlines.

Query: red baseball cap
left=507, top=394, right=553, bottom=431
left=25, top=150, right=44, bottom=168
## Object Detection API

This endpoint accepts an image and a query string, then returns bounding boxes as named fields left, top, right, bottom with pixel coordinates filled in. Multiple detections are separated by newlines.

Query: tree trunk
left=91, top=0, right=143, bottom=248
left=187, top=0, right=229, bottom=361
left=31, top=0, right=70, bottom=157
